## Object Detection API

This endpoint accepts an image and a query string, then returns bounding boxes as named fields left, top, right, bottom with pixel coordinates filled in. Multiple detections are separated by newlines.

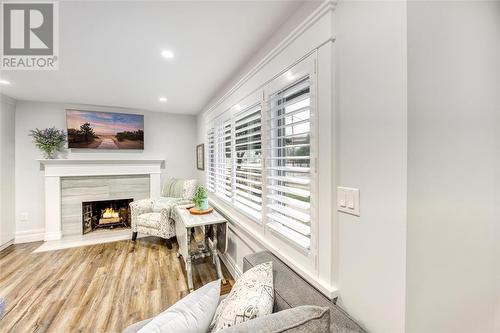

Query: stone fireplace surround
left=39, top=158, right=165, bottom=241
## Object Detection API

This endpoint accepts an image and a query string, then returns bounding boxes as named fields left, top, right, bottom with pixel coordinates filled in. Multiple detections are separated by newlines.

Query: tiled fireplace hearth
left=39, top=158, right=165, bottom=241
left=61, top=175, right=148, bottom=236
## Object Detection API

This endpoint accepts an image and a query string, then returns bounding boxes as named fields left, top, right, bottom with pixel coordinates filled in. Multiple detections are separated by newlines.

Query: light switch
left=347, top=196, right=355, bottom=209
left=337, top=187, right=360, bottom=216
left=339, top=190, right=346, bottom=208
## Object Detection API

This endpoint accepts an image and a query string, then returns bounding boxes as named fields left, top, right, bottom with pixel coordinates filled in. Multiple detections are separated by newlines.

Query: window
left=234, top=104, right=263, bottom=221
left=265, top=76, right=312, bottom=250
left=206, top=127, right=215, bottom=192
left=206, top=57, right=316, bottom=253
left=214, top=120, right=232, bottom=202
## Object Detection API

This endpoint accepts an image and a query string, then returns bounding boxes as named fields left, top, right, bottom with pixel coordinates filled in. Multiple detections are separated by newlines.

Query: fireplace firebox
left=82, top=198, right=133, bottom=234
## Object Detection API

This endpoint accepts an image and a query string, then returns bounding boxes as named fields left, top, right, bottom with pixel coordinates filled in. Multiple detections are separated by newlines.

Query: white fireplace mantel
left=39, top=158, right=165, bottom=241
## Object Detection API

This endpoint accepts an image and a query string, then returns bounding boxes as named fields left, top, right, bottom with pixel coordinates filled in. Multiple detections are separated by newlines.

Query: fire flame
left=102, top=208, right=119, bottom=219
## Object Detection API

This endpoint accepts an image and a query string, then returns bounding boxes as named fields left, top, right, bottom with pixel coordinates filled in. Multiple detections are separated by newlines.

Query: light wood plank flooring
left=0, top=237, right=233, bottom=333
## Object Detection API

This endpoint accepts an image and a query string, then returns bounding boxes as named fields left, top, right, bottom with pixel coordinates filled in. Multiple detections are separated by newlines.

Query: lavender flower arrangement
left=29, top=127, right=66, bottom=159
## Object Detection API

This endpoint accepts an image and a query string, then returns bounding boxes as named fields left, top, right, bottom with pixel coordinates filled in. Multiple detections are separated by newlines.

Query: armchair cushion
left=136, top=212, right=162, bottom=229
left=161, top=178, right=197, bottom=200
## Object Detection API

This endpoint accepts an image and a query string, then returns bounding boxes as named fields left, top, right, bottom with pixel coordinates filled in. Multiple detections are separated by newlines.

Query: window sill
left=208, top=195, right=339, bottom=299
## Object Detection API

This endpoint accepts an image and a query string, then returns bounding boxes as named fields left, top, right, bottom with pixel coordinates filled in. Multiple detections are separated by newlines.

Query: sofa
left=123, top=251, right=366, bottom=332
left=130, top=178, right=196, bottom=248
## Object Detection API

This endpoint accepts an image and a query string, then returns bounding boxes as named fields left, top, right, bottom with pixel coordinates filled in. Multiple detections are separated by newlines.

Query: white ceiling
left=0, top=1, right=307, bottom=114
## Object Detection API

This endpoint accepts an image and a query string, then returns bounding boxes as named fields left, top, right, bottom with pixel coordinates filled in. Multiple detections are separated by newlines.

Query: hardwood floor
left=0, top=237, right=233, bottom=333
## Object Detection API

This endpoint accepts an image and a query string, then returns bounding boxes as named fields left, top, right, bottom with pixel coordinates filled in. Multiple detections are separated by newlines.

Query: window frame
left=263, top=56, right=318, bottom=260
left=206, top=53, right=318, bottom=269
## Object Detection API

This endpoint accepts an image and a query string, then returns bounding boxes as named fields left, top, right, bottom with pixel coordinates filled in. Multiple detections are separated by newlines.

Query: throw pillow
left=138, top=279, right=221, bottom=333
left=182, top=179, right=197, bottom=200
left=210, top=262, right=274, bottom=332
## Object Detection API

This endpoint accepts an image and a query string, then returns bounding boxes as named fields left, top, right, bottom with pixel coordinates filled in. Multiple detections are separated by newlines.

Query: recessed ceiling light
left=159, top=97, right=167, bottom=102
left=285, top=71, right=295, bottom=81
left=0, top=79, right=11, bottom=85
left=161, top=50, right=174, bottom=59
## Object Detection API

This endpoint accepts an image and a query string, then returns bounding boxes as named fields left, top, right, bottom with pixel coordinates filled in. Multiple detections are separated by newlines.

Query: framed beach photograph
left=66, top=109, right=144, bottom=149
left=196, top=144, right=204, bottom=170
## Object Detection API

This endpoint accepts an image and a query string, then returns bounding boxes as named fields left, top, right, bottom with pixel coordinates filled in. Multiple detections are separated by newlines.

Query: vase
left=44, top=150, right=56, bottom=159
left=196, top=198, right=209, bottom=211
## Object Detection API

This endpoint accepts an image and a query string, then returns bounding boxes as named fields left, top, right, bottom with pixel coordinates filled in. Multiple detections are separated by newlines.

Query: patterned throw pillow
left=210, top=262, right=274, bottom=332
left=182, top=179, right=197, bottom=200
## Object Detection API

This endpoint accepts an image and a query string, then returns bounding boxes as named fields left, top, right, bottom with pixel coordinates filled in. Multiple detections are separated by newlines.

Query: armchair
left=130, top=178, right=197, bottom=248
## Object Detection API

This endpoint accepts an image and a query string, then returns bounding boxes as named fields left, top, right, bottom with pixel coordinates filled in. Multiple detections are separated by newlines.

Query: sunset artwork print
left=66, top=110, right=144, bottom=149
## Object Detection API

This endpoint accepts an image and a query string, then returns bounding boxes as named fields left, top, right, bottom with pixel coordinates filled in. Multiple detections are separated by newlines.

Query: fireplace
left=82, top=198, right=133, bottom=234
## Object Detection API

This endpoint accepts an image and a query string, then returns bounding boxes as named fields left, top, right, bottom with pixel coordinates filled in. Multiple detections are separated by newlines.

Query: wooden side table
left=174, top=205, right=228, bottom=292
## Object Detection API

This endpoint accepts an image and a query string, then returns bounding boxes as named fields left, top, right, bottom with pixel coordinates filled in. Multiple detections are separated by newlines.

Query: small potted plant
left=192, top=186, right=209, bottom=211
left=29, top=127, right=66, bottom=159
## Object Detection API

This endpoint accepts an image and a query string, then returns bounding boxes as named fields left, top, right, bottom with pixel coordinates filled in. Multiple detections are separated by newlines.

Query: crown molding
left=0, top=93, right=17, bottom=106
left=200, top=0, right=336, bottom=119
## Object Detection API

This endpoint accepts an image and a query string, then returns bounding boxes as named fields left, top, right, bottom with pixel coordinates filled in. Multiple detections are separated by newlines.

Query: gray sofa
left=240, top=251, right=366, bottom=333
left=123, top=251, right=366, bottom=333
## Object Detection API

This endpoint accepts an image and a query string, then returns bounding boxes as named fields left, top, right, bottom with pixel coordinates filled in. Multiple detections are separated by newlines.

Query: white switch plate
left=337, top=187, right=360, bottom=216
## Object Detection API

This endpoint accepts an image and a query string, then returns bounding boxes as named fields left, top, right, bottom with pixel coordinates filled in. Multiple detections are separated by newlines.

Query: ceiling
left=0, top=1, right=308, bottom=114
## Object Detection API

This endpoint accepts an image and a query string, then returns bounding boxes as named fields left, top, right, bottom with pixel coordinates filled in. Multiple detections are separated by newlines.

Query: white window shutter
left=265, top=76, right=312, bottom=250
left=207, top=127, right=215, bottom=192
left=214, top=120, right=232, bottom=202
left=233, top=104, right=263, bottom=221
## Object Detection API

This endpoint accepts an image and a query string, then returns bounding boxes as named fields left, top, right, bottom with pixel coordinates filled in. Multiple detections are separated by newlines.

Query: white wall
left=14, top=101, right=197, bottom=240
left=334, top=1, right=408, bottom=332
left=406, top=2, right=500, bottom=332
left=0, top=94, right=16, bottom=248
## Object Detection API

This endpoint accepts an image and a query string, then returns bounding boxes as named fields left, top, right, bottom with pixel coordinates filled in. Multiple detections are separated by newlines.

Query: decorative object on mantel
left=196, top=143, right=205, bottom=170
left=192, top=185, right=209, bottom=212
left=29, top=127, right=66, bottom=159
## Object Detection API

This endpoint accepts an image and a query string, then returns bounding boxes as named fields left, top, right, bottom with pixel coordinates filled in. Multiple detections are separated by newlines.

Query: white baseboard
left=219, top=251, right=242, bottom=280
left=34, top=229, right=133, bottom=253
left=15, top=228, right=45, bottom=244
left=44, top=231, right=62, bottom=241
left=0, top=239, right=14, bottom=251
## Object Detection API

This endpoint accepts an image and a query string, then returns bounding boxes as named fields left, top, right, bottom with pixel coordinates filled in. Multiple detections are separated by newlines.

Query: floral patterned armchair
left=130, top=178, right=197, bottom=248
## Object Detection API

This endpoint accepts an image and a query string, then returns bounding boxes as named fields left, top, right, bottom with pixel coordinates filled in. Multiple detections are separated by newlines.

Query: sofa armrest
left=220, top=306, right=330, bottom=333
left=122, top=318, right=152, bottom=333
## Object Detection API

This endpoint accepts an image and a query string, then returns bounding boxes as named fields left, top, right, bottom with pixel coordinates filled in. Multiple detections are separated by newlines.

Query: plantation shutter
left=214, top=120, right=232, bottom=202
left=266, top=76, right=312, bottom=250
left=234, top=104, right=263, bottom=221
left=206, top=127, right=215, bottom=192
